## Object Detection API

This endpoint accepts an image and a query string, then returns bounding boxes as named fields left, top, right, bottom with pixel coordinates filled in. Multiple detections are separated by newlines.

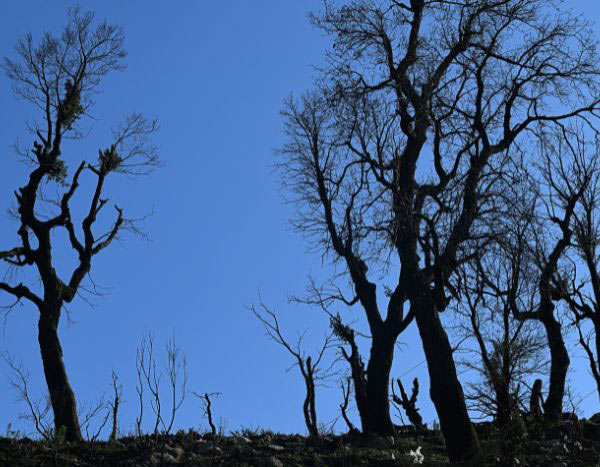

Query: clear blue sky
left=1, top=1, right=600, bottom=438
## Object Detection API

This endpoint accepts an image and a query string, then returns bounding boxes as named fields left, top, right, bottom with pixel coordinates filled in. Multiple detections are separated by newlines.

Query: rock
left=166, top=446, right=185, bottom=460
left=195, top=440, right=222, bottom=454
left=233, top=436, right=253, bottom=444
left=150, top=452, right=180, bottom=465
left=268, top=444, right=285, bottom=451
left=408, top=446, right=424, bottom=465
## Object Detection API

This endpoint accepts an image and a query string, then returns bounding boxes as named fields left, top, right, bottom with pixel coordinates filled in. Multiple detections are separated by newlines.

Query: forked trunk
left=414, top=298, right=480, bottom=463
left=541, top=315, right=569, bottom=422
left=363, top=333, right=395, bottom=435
left=38, top=312, right=82, bottom=442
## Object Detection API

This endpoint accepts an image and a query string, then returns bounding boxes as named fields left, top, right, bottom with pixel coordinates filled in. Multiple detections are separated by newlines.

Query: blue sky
left=1, top=1, right=600, bottom=438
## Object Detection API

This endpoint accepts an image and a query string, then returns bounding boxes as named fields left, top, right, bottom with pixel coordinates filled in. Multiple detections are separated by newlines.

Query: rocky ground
left=1, top=415, right=600, bottom=466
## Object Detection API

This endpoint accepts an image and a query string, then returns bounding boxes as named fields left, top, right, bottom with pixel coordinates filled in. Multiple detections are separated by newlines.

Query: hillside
left=2, top=415, right=600, bottom=466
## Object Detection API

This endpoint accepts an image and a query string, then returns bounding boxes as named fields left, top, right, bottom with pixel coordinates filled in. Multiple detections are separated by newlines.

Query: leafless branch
left=250, top=295, right=335, bottom=437
left=2, top=352, right=53, bottom=440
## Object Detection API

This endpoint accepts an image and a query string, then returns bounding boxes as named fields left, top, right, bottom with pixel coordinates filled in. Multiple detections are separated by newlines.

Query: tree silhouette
left=279, top=0, right=600, bottom=461
left=0, top=8, right=159, bottom=441
left=251, top=299, right=335, bottom=438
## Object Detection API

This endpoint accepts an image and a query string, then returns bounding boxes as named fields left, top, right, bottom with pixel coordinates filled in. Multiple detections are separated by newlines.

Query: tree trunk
left=38, top=311, right=82, bottom=442
left=495, top=383, right=511, bottom=427
left=303, top=360, right=319, bottom=438
left=530, top=378, right=544, bottom=417
left=363, top=333, right=396, bottom=435
left=541, top=315, right=569, bottom=422
left=414, top=298, right=480, bottom=463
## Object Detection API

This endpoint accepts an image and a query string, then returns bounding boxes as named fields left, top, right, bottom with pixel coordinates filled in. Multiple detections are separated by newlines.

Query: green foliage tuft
left=59, top=80, right=83, bottom=130
left=98, top=145, right=123, bottom=173
left=46, top=159, right=68, bottom=185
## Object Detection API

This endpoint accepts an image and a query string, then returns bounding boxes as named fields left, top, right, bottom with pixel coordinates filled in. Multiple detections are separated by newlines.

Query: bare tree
left=108, top=370, right=122, bottom=442
left=279, top=0, right=600, bottom=460
left=0, top=8, right=160, bottom=441
left=2, top=352, right=53, bottom=440
left=557, top=138, right=600, bottom=402
left=519, top=128, right=595, bottom=421
left=329, top=313, right=369, bottom=431
left=455, top=210, right=547, bottom=426
left=135, top=332, right=188, bottom=441
left=339, top=377, right=359, bottom=434
left=192, top=391, right=221, bottom=438
left=251, top=299, right=335, bottom=438
left=79, top=397, right=110, bottom=443
left=458, top=273, right=548, bottom=425
left=464, top=126, right=597, bottom=422
left=391, top=377, right=425, bottom=429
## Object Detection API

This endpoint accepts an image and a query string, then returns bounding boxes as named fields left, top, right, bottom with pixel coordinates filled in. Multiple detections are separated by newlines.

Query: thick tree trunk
left=363, top=333, right=396, bottom=435
left=495, top=383, right=511, bottom=427
left=414, top=298, right=480, bottom=463
left=38, top=311, right=82, bottom=442
left=541, top=315, right=569, bottom=422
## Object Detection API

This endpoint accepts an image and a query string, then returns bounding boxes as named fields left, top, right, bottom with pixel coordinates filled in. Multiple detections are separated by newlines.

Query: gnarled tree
left=0, top=8, right=159, bottom=441
left=280, top=0, right=600, bottom=461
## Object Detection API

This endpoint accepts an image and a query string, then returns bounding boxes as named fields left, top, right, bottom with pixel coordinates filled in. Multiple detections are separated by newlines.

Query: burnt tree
left=466, top=127, right=596, bottom=422
left=530, top=378, right=544, bottom=418
left=391, top=377, right=425, bottom=429
left=339, top=377, right=359, bottom=434
left=517, top=129, right=594, bottom=422
left=280, top=0, right=600, bottom=461
left=456, top=215, right=547, bottom=426
left=555, top=138, right=600, bottom=403
left=251, top=300, right=334, bottom=438
left=0, top=8, right=159, bottom=441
